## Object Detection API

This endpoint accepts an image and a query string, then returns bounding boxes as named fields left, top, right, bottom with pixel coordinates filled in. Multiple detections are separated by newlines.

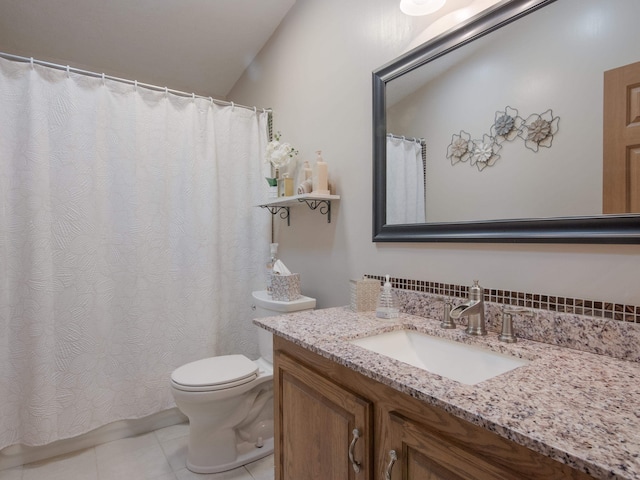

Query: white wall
left=229, top=0, right=640, bottom=308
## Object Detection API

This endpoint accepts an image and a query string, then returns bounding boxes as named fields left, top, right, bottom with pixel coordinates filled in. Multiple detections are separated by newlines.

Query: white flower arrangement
left=266, top=131, right=298, bottom=171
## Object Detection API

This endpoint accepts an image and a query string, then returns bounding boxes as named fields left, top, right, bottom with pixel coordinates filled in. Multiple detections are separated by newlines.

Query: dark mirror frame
left=372, top=0, right=640, bottom=244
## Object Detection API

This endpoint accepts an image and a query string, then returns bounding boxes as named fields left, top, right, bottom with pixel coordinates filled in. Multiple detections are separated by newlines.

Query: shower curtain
left=386, top=136, right=426, bottom=224
left=0, top=57, right=270, bottom=449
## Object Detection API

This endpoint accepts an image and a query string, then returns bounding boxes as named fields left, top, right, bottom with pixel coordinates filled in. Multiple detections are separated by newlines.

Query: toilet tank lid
left=252, top=290, right=316, bottom=312
left=171, top=354, right=258, bottom=387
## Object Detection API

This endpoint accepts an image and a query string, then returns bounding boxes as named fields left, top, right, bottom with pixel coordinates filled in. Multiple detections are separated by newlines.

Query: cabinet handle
left=348, top=428, right=361, bottom=473
left=384, top=450, right=397, bottom=480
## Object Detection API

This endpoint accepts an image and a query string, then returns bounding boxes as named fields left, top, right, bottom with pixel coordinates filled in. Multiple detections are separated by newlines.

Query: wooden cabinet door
left=382, top=412, right=520, bottom=480
left=275, top=351, right=373, bottom=480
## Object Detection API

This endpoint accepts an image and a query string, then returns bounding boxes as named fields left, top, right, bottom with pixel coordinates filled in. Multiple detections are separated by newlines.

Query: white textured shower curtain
left=0, top=57, right=270, bottom=449
left=386, top=136, right=426, bottom=224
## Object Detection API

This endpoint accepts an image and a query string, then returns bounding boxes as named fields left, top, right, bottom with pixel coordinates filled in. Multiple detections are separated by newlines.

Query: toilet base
left=186, top=437, right=274, bottom=474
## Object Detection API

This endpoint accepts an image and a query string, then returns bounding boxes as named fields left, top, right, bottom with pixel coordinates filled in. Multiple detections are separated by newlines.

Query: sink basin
left=349, top=329, right=529, bottom=385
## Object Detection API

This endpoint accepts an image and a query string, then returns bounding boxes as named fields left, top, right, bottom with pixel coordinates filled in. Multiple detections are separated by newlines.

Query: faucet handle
left=499, top=306, right=534, bottom=343
left=441, top=298, right=456, bottom=329
left=501, top=306, right=533, bottom=316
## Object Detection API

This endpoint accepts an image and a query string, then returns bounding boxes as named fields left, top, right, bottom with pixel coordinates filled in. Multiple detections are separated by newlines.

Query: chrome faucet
left=449, top=280, right=486, bottom=335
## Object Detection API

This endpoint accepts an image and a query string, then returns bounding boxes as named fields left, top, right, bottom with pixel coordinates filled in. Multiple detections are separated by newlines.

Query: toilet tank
left=251, top=290, right=316, bottom=364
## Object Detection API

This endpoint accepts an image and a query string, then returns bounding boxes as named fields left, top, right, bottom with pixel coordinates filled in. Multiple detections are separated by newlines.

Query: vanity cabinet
left=275, top=350, right=372, bottom=479
left=383, top=411, right=531, bottom=479
left=273, top=336, right=596, bottom=480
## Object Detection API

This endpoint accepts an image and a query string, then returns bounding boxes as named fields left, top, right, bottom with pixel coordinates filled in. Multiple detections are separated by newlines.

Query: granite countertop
left=254, top=307, right=640, bottom=480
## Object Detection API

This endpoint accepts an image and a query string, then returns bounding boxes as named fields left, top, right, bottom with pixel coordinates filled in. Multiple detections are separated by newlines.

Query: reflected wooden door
left=603, top=60, right=640, bottom=213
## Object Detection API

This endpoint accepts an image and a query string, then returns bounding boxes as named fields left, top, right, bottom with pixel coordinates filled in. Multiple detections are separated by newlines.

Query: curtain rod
left=0, top=52, right=271, bottom=114
left=387, top=133, right=426, bottom=145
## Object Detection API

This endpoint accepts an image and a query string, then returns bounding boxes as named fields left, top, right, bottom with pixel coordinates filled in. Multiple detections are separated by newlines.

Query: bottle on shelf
left=296, top=160, right=313, bottom=194
left=303, top=160, right=312, bottom=181
left=312, top=150, right=330, bottom=195
left=279, top=173, right=294, bottom=197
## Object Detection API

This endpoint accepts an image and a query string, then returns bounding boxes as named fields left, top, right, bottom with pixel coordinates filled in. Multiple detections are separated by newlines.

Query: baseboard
left=0, top=408, right=187, bottom=471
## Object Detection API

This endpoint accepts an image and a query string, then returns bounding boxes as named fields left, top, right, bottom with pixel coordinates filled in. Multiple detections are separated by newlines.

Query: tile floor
left=0, top=424, right=274, bottom=480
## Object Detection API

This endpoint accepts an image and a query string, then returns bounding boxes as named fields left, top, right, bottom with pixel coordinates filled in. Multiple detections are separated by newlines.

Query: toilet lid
left=171, top=354, right=258, bottom=391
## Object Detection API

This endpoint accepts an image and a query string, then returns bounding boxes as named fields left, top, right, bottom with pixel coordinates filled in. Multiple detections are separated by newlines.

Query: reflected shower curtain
left=0, top=57, right=270, bottom=449
left=386, top=136, right=426, bottom=224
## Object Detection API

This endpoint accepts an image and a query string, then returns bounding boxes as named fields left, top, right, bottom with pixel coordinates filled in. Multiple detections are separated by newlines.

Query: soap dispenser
left=312, top=150, right=330, bottom=195
left=376, top=275, right=399, bottom=319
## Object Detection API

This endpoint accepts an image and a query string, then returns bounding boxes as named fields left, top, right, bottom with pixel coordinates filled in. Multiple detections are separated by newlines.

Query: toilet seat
left=171, top=354, right=258, bottom=392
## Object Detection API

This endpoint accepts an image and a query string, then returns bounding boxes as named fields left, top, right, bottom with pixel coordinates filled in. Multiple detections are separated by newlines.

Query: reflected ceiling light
left=400, top=0, right=446, bottom=16
left=405, top=0, right=502, bottom=51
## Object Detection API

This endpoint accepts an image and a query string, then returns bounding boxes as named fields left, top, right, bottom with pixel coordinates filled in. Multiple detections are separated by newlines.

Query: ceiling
left=0, top=0, right=297, bottom=99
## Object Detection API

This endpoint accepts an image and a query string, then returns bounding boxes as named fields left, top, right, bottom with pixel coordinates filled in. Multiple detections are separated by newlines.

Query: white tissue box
left=270, top=273, right=301, bottom=301
left=350, top=278, right=380, bottom=312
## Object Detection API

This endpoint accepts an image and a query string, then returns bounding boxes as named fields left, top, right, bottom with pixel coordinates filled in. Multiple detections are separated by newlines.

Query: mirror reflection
left=384, top=0, right=640, bottom=225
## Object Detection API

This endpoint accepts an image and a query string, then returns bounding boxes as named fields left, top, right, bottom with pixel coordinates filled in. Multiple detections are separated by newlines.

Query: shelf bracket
left=299, top=198, right=332, bottom=223
left=260, top=205, right=290, bottom=226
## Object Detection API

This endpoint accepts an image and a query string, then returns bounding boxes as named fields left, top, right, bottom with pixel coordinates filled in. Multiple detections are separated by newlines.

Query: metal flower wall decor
left=446, top=106, right=559, bottom=172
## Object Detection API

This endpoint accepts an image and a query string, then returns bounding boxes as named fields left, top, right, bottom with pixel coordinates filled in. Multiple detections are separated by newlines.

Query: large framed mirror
left=373, top=0, right=640, bottom=243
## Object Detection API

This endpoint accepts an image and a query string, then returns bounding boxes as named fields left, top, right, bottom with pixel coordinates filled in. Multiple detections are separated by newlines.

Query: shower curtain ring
left=231, top=101, right=235, bottom=111
left=66, top=65, right=70, bottom=78
left=30, top=57, right=34, bottom=68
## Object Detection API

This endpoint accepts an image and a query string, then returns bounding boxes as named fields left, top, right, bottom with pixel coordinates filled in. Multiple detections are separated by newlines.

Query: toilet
left=170, top=290, right=316, bottom=474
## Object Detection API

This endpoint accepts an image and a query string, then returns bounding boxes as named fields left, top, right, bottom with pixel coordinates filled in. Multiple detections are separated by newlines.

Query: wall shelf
left=258, top=194, right=340, bottom=226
